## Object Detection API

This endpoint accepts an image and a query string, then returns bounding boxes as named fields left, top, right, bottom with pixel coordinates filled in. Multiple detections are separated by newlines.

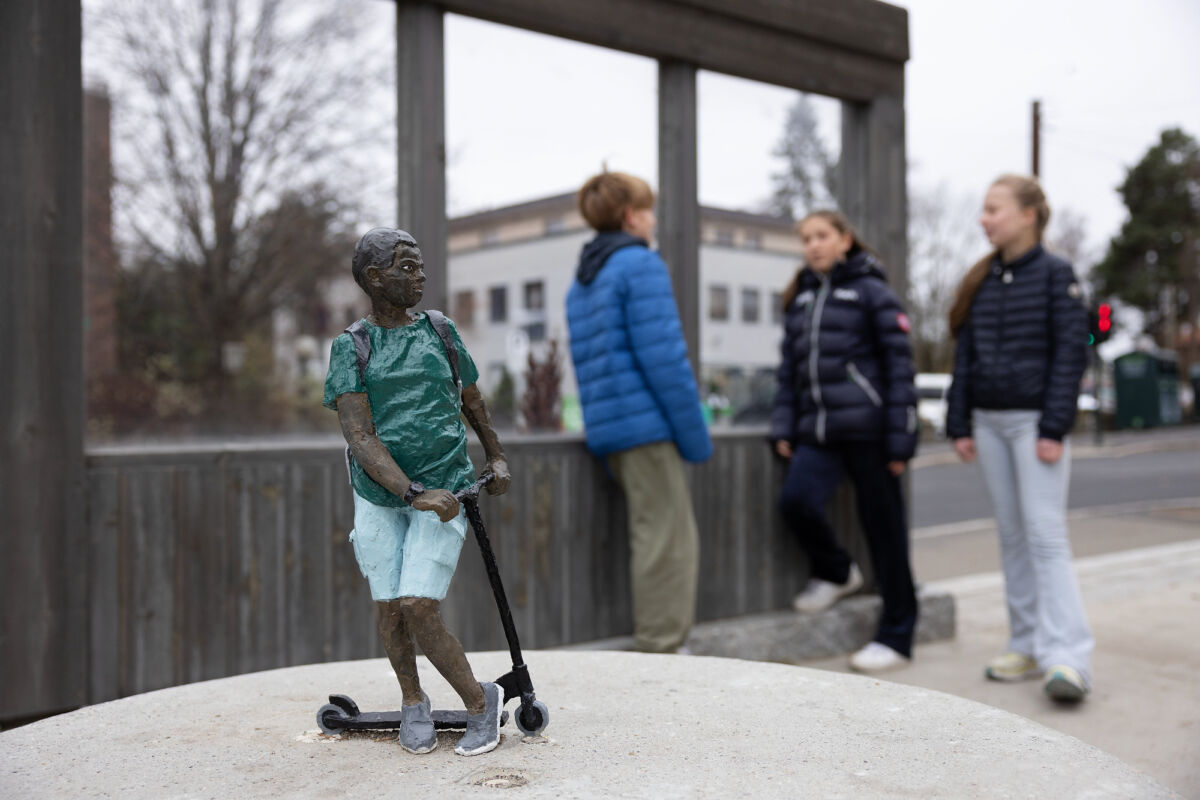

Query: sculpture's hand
left=485, top=457, right=511, bottom=496
left=412, top=489, right=460, bottom=522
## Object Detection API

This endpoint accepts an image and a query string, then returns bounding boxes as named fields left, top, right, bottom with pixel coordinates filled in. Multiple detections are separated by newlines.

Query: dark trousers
left=779, top=441, right=918, bottom=657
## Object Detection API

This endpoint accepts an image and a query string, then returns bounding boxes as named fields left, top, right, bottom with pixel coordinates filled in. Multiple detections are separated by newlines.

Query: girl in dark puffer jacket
left=947, top=175, right=1092, bottom=702
left=769, top=211, right=919, bottom=674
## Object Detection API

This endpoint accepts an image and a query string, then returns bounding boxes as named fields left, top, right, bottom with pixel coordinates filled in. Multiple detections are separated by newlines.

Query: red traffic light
left=1098, top=303, right=1112, bottom=333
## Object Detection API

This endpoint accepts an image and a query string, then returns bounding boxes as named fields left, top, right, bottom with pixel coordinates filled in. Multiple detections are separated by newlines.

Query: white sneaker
left=849, top=641, right=911, bottom=673
left=792, top=564, right=864, bottom=613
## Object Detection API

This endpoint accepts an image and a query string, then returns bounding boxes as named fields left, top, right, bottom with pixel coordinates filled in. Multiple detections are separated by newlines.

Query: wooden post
left=657, top=60, right=701, bottom=375
left=838, top=92, right=910, bottom=543
left=0, top=0, right=87, bottom=721
left=842, top=94, right=907, bottom=304
left=396, top=1, right=448, bottom=312
left=839, top=101, right=869, bottom=229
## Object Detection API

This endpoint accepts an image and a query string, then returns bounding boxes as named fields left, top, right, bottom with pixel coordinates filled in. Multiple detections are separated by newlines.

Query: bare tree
left=87, top=0, right=388, bottom=386
left=766, top=93, right=837, bottom=219
left=1045, top=207, right=1094, bottom=279
left=521, top=341, right=563, bottom=432
left=907, top=183, right=983, bottom=373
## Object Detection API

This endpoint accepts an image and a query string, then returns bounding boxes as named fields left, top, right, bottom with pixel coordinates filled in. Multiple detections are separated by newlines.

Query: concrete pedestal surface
left=0, top=651, right=1174, bottom=799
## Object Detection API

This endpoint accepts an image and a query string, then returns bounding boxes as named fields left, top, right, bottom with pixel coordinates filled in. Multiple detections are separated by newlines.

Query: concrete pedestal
left=0, top=651, right=1173, bottom=799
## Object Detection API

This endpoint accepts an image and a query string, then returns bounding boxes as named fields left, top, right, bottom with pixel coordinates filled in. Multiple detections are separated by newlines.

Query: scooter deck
left=318, top=694, right=510, bottom=734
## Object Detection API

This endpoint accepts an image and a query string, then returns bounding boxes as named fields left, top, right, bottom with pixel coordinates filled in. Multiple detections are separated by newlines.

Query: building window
left=744, top=231, right=762, bottom=250
left=523, top=280, right=545, bottom=311
left=452, top=290, right=475, bottom=326
left=714, top=228, right=735, bottom=247
left=524, top=322, right=546, bottom=342
left=709, top=285, right=729, bottom=321
left=545, top=216, right=566, bottom=234
left=489, top=286, right=508, bottom=323
left=770, top=291, right=783, bottom=325
left=741, top=288, right=760, bottom=323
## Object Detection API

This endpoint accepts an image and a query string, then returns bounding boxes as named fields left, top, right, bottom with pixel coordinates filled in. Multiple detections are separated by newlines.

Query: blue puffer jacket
left=946, top=244, right=1087, bottom=441
left=768, top=250, right=919, bottom=461
left=566, top=233, right=713, bottom=462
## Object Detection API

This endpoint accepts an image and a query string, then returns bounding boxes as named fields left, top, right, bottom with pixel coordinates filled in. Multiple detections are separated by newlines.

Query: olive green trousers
left=607, top=441, right=700, bottom=653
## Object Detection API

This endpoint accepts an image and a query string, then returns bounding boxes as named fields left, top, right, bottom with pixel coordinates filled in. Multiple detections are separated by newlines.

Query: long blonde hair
left=948, top=174, right=1051, bottom=336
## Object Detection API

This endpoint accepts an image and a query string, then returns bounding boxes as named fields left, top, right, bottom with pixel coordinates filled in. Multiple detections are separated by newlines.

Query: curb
left=912, top=433, right=1200, bottom=470
left=561, top=587, right=955, bottom=663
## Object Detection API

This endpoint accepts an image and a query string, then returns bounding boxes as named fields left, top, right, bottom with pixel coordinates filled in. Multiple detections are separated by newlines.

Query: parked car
left=915, top=373, right=952, bottom=438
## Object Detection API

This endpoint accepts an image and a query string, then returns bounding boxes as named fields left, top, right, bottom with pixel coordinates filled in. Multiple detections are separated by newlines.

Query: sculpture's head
left=352, top=227, right=425, bottom=309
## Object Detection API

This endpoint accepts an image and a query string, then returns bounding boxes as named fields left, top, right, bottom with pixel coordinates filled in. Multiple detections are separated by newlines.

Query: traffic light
left=1088, top=302, right=1113, bottom=346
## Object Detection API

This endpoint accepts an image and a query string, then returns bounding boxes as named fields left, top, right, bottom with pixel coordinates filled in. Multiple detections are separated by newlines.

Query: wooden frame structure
left=0, top=0, right=907, bottom=721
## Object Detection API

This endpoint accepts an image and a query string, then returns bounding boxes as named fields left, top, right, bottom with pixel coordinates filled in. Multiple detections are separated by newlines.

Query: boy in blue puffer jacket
left=565, top=171, right=713, bottom=654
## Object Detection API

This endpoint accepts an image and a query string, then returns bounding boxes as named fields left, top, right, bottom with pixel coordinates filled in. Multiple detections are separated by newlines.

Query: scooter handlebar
left=454, top=471, right=495, bottom=503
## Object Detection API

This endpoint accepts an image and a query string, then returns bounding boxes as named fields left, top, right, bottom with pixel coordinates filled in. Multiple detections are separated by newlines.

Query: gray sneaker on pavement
left=455, top=682, right=503, bottom=756
left=398, top=692, right=437, bottom=754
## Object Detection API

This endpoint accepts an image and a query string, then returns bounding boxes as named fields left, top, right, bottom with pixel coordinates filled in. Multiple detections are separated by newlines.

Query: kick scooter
left=317, top=472, right=550, bottom=738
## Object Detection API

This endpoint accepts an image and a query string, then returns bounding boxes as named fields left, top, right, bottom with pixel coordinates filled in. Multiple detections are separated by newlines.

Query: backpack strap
left=345, top=319, right=372, bottom=384
left=425, top=310, right=463, bottom=404
left=342, top=319, right=373, bottom=485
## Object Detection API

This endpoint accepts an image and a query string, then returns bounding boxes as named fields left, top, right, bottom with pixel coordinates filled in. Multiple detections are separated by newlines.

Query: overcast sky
left=437, top=0, right=1200, bottom=265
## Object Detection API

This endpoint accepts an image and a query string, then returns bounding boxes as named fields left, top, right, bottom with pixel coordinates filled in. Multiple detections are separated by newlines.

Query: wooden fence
left=79, top=431, right=862, bottom=707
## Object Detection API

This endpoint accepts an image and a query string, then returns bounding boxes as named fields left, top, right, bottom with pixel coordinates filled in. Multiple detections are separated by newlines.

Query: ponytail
left=948, top=253, right=996, bottom=336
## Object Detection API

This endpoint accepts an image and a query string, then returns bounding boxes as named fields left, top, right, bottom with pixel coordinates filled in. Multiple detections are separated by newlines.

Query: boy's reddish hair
left=577, top=171, right=655, bottom=232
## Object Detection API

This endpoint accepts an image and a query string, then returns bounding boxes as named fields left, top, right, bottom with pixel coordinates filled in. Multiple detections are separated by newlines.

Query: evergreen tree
left=1093, top=128, right=1200, bottom=342
left=766, top=94, right=837, bottom=218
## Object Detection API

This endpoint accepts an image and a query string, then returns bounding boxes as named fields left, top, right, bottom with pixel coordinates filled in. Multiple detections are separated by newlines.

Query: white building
left=445, top=192, right=804, bottom=424
left=292, top=192, right=805, bottom=426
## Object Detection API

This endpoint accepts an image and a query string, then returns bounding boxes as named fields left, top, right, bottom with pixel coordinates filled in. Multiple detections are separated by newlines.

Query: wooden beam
left=435, top=0, right=904, bottom=101
left=0, top=0, right=87, bottom=721
left=396, top=1, right=449, bottom=312
left=670, top=0, right=909, bottom=63
left=657, top=60, right=701, bottom=375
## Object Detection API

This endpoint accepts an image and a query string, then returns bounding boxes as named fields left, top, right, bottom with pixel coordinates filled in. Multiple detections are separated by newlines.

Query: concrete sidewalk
left=800, top=523, right=1200, bottom=798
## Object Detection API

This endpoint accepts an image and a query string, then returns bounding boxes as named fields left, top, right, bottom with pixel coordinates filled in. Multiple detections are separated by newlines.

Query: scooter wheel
left=515, top=700, right=549, bottom=736
left=317, top=702, right=351, bottom=735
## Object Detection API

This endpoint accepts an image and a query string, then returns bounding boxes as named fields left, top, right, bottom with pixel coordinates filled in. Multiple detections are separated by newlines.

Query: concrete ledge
left=0, top=651, right=1171, bottom=799
left=569, top=588, right=955, bottom=662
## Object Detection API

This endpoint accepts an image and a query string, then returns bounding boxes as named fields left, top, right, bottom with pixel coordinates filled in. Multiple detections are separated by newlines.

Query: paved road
left=911, top=445, right=1200, bottom=529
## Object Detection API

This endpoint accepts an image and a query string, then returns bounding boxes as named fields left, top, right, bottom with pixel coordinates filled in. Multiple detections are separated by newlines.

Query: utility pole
left=1031, top=99, right=1041, bottom=177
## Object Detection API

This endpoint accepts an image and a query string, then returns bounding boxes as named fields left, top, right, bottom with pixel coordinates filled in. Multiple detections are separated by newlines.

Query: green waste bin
left=1113, top=351, right=1181, bottom=429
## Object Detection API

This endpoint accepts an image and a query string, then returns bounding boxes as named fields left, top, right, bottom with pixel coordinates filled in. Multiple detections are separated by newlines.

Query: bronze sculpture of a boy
left=323, top=227, right=511, bottom=756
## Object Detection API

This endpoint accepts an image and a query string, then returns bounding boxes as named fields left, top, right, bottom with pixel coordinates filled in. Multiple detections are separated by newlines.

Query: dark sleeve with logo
left=946, top=320, right=973, bottom=439
left=867, top=280, right=919, bottom=461
left=1038, top=261, right=1088, bottom=441
left=768, top=303, right=802, bottom=444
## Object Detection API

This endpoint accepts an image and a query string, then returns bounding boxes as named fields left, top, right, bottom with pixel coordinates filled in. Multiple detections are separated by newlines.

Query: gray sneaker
left=398, top=692, right=437, bottom=754
left=455, top=682, right=502, bottom=756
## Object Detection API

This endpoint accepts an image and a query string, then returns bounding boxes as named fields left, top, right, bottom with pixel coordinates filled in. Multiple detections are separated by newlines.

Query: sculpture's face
left=368, top=245, right=425, bottom=309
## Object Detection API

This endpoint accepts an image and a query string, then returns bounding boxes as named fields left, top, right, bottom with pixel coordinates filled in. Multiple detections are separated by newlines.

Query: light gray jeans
left=973, top=409, right=1094, bottom=685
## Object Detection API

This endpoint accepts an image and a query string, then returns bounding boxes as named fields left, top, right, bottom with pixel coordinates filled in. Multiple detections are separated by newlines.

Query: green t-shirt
left=323, top=314, right=481, bottom=506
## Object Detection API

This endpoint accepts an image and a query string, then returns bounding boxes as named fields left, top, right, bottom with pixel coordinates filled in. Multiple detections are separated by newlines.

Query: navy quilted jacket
left=946, top=244, right=1087, bottom=441
left=768, top=251, right=919, bottom=461
left=566, top=236, right=713, bottom=462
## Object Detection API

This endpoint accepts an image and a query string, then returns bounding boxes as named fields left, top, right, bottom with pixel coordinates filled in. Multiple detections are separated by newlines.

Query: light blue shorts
left=349, top=491, right=468, bottom=601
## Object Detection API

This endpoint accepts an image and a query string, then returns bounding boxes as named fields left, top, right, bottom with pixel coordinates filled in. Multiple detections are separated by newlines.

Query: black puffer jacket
left=769, top=250, right=919, bottom=461
left=946, top=245, right=1087, bottom=441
